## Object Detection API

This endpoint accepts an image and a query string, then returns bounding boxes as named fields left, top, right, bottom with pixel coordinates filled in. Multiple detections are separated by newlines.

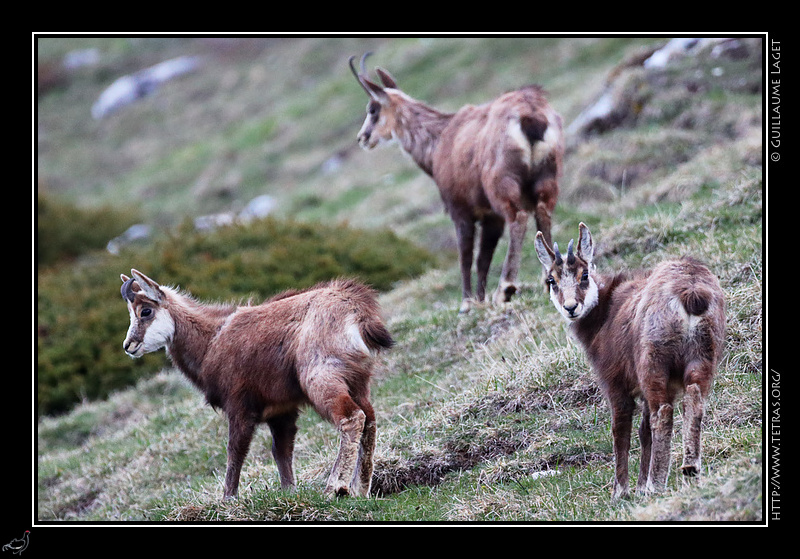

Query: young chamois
left=534, top=224, right=725, bottom=499
left=120, top=270, right=393, bottom=498
left=350, top=53, right=564, bottom=313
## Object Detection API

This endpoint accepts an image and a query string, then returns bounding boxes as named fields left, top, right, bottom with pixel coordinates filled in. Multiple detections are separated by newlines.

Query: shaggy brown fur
left=535, top=224, right=725, bottom=498
left=121, top=270, right=392, bottom=499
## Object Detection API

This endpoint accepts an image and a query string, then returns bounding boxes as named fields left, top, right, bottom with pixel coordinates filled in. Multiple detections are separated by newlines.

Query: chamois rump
left=534, top=224, right=725, bottom=499
left=120, top=270, right=393, bottom=498
left=350, top=53, right=564, bottom=313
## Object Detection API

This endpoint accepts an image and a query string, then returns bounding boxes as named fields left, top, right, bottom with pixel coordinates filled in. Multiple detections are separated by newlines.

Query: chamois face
left=120, top=270, right=174, bottom=358
left=535, top=223, right=599, bottom=322
left=357, top=95, right=399, bottom=150
left=351, top=53, right=400, bottom=150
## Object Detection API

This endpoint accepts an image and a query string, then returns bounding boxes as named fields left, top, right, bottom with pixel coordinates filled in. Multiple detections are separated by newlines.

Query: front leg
left=610, top=397, right=635, bottom=499
left=476, top=215, right=504, bottom=305
left=454, top=217, right=476, bottom=313
left=224, top=414, right=256, bottom=499
left=267, top=411, right=299, bottom=490
left=636, top=400, right=652, bottom=494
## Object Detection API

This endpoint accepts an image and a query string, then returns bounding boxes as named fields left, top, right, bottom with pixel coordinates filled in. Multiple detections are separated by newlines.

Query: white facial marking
left=550, top=273, right=599, bottom=322
left=142, top=309, right=175, bottom=353
left=124, top=303, right=175, bottom=357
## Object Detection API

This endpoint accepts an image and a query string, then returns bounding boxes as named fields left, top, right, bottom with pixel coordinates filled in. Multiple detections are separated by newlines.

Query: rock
left=106, top=223, right=152, bottom=254
left=238, top=194, right=276, bottom=223
left=91, top=55, right=202, bottom=119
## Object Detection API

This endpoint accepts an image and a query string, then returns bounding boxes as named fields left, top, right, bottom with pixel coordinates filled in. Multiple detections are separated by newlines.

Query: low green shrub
left=37, top=217, right=436, bottom=416
left=37, top=193, right=139, bottom=268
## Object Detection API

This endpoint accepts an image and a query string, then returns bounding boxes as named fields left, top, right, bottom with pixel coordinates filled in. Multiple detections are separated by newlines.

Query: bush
left=37, top=193, right=139, bottom=268
left=37, top=217, right=436, bottom=416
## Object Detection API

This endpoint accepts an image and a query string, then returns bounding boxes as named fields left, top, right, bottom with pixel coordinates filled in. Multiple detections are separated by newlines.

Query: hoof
left=680, top=464, right=699, bottom=477
left=611, top=486, right=631, bottom=500
left=493, top=283, right=517, bottom=306
left=325, top=482, right=351, bottom=498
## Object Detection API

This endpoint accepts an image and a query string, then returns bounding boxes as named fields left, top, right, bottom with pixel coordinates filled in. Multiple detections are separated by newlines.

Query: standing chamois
left=534, top=224, right=725, bottom=498
left=350, top=53, right=564, bottom=313
left=120, top=270, right=393, bottom=498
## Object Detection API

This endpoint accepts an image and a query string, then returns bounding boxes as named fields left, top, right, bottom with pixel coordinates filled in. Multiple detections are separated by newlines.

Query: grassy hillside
left=35, top=36, right=764, bottom=523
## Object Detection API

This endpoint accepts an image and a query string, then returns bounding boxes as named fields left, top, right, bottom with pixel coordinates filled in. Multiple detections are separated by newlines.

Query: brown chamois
left=120, top=270, right=393, bottom=499
left=534, top=224, right=725, bottom=499
left=350, top=53, right=564, bottom=313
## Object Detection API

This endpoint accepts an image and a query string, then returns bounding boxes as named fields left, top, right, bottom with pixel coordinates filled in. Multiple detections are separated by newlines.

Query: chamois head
left=349, top=52, right=404, bottom=150
left=535, top=223, right=599, bottom=321
left=120, top=269, right=174, bottom=358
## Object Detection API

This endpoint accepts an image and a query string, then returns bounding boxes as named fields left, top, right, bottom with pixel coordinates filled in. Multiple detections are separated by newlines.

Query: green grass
left=36, top=36, right=764, bottom=524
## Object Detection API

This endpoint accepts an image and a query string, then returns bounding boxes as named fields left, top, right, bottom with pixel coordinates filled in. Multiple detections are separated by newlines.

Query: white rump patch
left=347, top=320, right=370, bottom=355
left=507, top=109, right=561, bottom=168
left=531, top=112, right=561, bottom=166
left=668, top=296, right=703, bottom=333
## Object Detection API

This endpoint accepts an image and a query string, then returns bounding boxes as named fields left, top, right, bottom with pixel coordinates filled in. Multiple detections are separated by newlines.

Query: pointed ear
left=131, top=269, right=164, bottom=303
left=577, top=223, right=594, bottom=266
left=120, top=273, right=130, bottom=283
left=363, top=76, right=390, bottom=104
left=375, top=67, right=398, bottom=89
left=535, top=231, right=554, bottom=269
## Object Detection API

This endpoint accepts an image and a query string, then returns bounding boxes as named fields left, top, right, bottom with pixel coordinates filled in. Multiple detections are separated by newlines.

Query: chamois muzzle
left=123, top=337, right=144, bottom=357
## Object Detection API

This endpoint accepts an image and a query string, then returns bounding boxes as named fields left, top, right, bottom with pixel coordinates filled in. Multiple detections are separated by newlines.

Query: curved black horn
left=566, top=239, right=575, bottom=265
left=359, top=51, right=371, bottom=74
left=121, top=277, right=136, bottom=302
left=348, top=55, right=360, bottom=79
left=553, top=242, right=563, bottom=265
left=349, top=52, right=372, bottom=80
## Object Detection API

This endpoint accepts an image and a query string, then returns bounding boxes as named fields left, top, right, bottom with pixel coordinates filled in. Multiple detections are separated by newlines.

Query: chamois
left=120, top=270, right=393, bottom=498
left=350, top=53, right=564, bottom=313
left=534, top=224, right=725, bottom=499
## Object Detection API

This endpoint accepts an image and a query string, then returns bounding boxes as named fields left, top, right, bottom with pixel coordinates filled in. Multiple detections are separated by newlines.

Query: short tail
left=679, top=286, right=712, bottom=316
left=361, top=320, right=395, bottom=352
left=520, top=114, right=549, bottom=144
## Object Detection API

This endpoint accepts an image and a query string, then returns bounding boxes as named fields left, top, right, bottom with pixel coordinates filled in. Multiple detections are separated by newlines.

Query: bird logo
left=2, top=531, right=29, bottom=555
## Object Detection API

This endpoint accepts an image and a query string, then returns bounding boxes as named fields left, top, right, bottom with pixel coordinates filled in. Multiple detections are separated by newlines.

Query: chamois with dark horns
left=350, top=53, right=564, bottom=313
left=534, top=224, right=725, bottom=499
left=120, top=270, right=393, bottom=498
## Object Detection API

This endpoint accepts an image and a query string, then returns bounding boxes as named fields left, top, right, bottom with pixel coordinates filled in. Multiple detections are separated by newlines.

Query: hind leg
left=645, top=402, right=674, bottom=494
left=636, top=400, right=652, bottom=494
left=532, top=177, right=558, bottom=286
left=494, top=203, right=528, bottom=305
left=680, top=384, right=704, bottom=476
left=351, top=397, right=376, bottom=497
left=305, top=362, right=368, bottom=497
left=325, top=396, right=366, bottom=497
left=223, top=414, right=256, bottom=499
left=681, top=360, right=714, bottom=476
